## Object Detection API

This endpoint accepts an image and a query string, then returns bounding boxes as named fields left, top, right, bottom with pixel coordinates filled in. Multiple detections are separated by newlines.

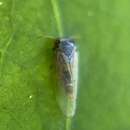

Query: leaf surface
left=0, top=0, right=130, bottom=130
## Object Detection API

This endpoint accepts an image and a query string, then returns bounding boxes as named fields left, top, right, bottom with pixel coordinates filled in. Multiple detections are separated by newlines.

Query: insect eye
left=53, top=39, right=60, bottom=50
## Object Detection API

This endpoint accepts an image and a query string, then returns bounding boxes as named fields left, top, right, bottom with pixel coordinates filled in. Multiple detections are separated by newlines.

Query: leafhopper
left=54, top=38, right=78, bottom=117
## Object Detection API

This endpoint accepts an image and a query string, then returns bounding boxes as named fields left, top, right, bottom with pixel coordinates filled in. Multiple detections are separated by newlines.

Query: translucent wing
left=58, top=53, right=73, bottom=90
left=56, top=49, right=78, bottom=117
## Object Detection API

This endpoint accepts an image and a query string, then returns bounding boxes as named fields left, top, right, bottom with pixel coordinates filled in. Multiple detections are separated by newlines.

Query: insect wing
left=56, top=47, right=78, bottom=117
left=57, top=53, right=72, bottom=89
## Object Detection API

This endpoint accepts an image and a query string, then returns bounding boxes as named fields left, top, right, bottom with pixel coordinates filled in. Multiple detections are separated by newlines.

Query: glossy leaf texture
left=0, top=0, right=130, bottom=130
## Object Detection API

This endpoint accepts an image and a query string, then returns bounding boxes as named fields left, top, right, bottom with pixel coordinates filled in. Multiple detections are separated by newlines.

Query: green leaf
left=0, top=0, right=130, bottom=130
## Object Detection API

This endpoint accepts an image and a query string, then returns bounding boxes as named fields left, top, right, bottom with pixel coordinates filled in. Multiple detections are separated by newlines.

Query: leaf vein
left=51, top=0, right=64, bottom=37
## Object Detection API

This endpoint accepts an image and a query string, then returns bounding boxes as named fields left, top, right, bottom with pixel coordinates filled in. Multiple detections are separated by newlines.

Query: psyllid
left=54, top=38, right=79, bottom=117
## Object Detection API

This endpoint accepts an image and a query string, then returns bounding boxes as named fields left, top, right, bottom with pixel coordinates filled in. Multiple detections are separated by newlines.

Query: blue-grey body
left=58, top=39, right=75, bottom=62
left=55, top=38, right=78, bottom=117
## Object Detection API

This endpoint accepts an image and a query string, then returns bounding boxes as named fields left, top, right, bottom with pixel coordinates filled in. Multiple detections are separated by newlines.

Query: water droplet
left=29, top=95, right=33, bottom=99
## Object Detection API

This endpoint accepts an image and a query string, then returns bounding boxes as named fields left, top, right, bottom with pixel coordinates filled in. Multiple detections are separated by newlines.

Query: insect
left=54, top=38, right=78, bottom=117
